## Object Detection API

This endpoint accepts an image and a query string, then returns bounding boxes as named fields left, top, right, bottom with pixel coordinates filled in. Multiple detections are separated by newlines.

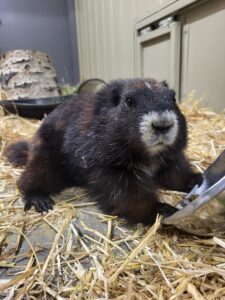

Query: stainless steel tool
left=163, top=149, right=225, bottom=235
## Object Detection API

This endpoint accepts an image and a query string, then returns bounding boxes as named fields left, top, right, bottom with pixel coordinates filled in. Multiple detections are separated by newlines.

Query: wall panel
left=75, top=0, right=171, bottom=81
left=180, top=0, right=225, bottom=111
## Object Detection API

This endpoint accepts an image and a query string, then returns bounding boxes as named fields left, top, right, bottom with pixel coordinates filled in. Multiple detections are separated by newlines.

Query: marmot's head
left=95, top=78, right=187, bottom=157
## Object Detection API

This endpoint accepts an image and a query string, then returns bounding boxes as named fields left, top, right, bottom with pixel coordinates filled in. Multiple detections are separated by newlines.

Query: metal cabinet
left=135, top=21, right=181, bottom=98
left=135, top=0, right=225, bottom=111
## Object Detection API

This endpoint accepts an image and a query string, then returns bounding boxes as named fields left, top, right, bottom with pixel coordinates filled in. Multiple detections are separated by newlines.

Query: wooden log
left=0, top=49, right=60, bottom=100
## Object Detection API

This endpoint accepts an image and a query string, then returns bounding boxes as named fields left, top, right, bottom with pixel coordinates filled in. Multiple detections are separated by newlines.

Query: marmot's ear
left=110, top=86, right=121, bottom=106
left=108, top=81, right=123, bottom=106
left=97, top=81, right=123, bottom=107
left=95, top=81, right=123, bottom=115
left=171, top=89, right=176, bottom=102
left=162, top=81, right=169, bottom=88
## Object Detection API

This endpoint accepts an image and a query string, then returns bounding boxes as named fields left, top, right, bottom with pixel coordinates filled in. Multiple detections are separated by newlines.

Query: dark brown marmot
left=5, top=79, right=202, bottom=224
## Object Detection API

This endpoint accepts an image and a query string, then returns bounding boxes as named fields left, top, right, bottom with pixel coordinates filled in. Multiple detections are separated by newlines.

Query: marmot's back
left=4, top=93, right=96, bottom=167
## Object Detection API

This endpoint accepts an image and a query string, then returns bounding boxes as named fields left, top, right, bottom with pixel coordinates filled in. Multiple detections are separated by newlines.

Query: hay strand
left=0, top=96, right=225, bottom=299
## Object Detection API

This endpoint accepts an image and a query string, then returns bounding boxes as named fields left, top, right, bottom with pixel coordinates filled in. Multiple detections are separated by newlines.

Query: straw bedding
left=0, top=95, right=225, bottom=299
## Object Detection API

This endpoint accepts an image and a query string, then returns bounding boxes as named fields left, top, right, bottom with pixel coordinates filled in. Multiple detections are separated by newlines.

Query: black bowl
left=0, top=79, right=107, bottom=119
left=0, top=95, right=75, bottom=119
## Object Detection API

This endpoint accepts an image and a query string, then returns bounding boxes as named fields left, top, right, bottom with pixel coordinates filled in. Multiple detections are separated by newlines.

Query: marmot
left=5, top=79, right=202, bottom=224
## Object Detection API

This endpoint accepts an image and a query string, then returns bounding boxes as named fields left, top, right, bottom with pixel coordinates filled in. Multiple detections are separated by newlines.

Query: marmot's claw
left=24, top=195, right=54, bottom=213
left=188, top=173, right=203, bottom=191
left=157, top=203, right=178, bottom=218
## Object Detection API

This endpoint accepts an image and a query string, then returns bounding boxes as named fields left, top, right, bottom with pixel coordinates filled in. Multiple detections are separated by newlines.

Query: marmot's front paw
left=187, top=173, right=203, bottom=191
left=24, top=194, right=54, bottom=213
left=157, top=203, right=178, bottom=218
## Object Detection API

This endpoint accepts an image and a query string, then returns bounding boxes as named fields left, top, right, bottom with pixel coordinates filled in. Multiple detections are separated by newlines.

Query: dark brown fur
left=5, top=79, right=202, bottom=224
left=5, top=140, right=30, bottom=167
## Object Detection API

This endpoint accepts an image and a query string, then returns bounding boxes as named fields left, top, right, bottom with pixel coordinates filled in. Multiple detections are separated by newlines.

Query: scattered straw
left=0, top=96, right=225, bottom=299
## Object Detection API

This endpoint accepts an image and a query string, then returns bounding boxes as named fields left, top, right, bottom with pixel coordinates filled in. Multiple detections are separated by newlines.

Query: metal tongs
left=163, top=149, right=225, bottom=224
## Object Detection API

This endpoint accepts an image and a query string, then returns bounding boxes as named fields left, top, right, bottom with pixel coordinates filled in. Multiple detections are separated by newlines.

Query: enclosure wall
left=75, top=0, right=171, bottom=81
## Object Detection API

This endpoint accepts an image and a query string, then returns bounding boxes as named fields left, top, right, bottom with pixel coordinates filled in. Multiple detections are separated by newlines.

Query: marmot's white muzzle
left=139, top=110, right=179, bottom=153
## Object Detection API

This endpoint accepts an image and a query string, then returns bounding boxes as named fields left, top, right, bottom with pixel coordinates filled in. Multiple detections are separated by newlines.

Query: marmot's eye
left=126, top=98, right=135, bottom=108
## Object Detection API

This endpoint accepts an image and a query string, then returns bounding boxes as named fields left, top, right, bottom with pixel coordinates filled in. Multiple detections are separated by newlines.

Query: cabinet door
left=135, top=22, right=181, bottom=99
left=180, top=0, right=225, bottom=112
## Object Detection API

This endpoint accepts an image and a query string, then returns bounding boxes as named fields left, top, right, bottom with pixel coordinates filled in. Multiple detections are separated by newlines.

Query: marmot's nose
left=152, top=119, right=174, bottom=134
